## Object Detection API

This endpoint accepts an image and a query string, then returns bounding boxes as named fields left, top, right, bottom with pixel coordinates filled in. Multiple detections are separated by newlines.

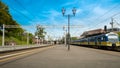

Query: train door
left=98, top=37, right=101, bottom=46
left=88, top=38, right=89, bottom=45
left=95, top=37, right=97, bottom=45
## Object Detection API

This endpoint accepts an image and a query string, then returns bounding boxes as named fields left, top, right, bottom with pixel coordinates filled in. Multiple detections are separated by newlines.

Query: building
left=32, top=37, right=42, bottom=44
left=81, top=29, right=106, bottom=38
left=80, top=28, right=120, bottom=38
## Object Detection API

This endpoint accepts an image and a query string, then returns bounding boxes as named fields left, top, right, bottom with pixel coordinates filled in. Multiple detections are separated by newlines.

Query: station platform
left=0, top=45, right=120, bottom=68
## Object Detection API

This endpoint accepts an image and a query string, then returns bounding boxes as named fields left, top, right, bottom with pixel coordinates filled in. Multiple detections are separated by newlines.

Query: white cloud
left=24, top=0, right=120, bottom=39
left=93, top=6, right=107, bottom=15
left=62, top=0, right=78, bottom=6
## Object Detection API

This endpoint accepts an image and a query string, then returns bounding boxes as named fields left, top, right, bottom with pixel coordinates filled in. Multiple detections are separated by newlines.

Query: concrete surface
left=0, top=45, right=120, bottom=68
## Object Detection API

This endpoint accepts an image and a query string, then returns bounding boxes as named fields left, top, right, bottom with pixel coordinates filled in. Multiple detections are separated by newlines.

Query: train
left=71, top=32, right=120, bottom=51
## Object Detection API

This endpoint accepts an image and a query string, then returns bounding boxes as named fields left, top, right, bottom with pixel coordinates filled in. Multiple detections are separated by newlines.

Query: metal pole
left=27, top=32, right=29, bottom=45
left=65, top=30, right=67, bottom=46
left=62, top=7, right=76, bottom=50
left=64, top=30, right=67, bottom=46
left=68, top=15, right=70, bottom=50
left=2, top=24, right=5, bottom=46
left=111, top=18, right=114, bottom=32
left=37, top=25, right=39, bottom=45
left=63, top=26, right=67, bottom=46
left=64, top=31, right=65, bottom=45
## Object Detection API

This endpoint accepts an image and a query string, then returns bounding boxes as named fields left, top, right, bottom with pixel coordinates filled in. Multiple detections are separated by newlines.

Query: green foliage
left=0, top=1, right=34, bottom=45
left=0, top=1, right=24, bottom=35
left=29, top=33, right=34, bottom=43
left=71, top=37, right=78, bottom=40
left=35, top=25, right=46, bottom=39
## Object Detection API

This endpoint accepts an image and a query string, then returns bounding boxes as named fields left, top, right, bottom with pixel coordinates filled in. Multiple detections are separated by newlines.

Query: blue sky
left=1, top=0, right=120, bottom=39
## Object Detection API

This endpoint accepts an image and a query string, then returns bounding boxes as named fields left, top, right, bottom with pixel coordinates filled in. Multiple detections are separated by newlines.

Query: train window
left=97, top=37, right=101, bottom=42
left=103, top=36, right=108, bottom=41
left=100, top=37, right=104, bottom=41
left=89, top=38, right=91, bottom=41
left=98, top=37, right=101, bottom=40
left=90, top=37, right=95, bottom=42
left=100, top=36, right=107, bottom=41
left=101, top=37, right=104, bottom=41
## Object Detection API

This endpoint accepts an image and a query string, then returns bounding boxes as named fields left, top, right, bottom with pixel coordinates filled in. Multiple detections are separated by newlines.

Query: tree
left=0, top=1, right=33, bottom=45
left=35, top=25, right=46, bottom=40
left=0, top=1, right=24, bottom=37
left=29, top=33, right=34, bottom=44
left=71, top=37, right=78, bottom=41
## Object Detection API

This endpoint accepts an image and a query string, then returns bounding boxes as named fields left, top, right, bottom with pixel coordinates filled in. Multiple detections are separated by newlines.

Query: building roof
left=81, top=29, right=106, bottom=37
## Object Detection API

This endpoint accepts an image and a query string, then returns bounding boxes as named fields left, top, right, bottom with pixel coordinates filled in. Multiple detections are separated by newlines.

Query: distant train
left=71, top=32, right=120, bottom=51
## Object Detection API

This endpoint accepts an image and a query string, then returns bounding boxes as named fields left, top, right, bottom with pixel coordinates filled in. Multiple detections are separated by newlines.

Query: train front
left=107, top=32, right=120, bottom=49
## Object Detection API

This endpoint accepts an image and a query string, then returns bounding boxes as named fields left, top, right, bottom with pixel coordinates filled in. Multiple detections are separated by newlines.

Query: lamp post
left=27, top=32, right=29, bottom=45
left=62, top=7, right=76, bottom=50
left=63, top=26, right=67, bottom=46
left=2, top=24, right=5, bottom=46
left=36, top=25, right=40, bottom=45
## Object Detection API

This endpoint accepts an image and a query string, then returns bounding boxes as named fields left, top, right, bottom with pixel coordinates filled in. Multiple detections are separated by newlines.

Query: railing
left=0, top=44, right=51, bottom=52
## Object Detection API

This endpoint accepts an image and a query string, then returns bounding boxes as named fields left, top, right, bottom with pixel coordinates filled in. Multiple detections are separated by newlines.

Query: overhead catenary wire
left=93, top=3, right=120, bottom=21
left=111, top=12, right=120, bottom=17
left=74, top=4, right=120, bottom=36
left=113, top=19, right=120, bottom=27
left=86, top=3, right=120, bottom=29
left=1, top=0, right=32, bottom=21
left=13, top=0, right=35, bottom=18
left=71, top=0, right=101, bottom=36
left=10, top=7, right=33, bottom=21
left=86, top=4, right=120, bottom=30
left=88, top=11, right=120, bottom=30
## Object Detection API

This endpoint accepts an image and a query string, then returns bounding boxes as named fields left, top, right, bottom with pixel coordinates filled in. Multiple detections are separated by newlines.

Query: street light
left=2, top=24, right=5, bottom=46
left=61, top=7, right=76, bottom=50
left=72, top=7, right=76, bottom=16
left=63, top=26, right=67, bottom=46
left=62, top=7, right=66, bottom=16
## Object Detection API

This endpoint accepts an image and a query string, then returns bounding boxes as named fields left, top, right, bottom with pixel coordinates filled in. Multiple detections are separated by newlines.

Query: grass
left=0, top=36, right=28, bottom=46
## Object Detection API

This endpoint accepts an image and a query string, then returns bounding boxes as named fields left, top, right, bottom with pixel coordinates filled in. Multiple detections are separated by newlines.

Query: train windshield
left=108, top=34, right=119, bottom=43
